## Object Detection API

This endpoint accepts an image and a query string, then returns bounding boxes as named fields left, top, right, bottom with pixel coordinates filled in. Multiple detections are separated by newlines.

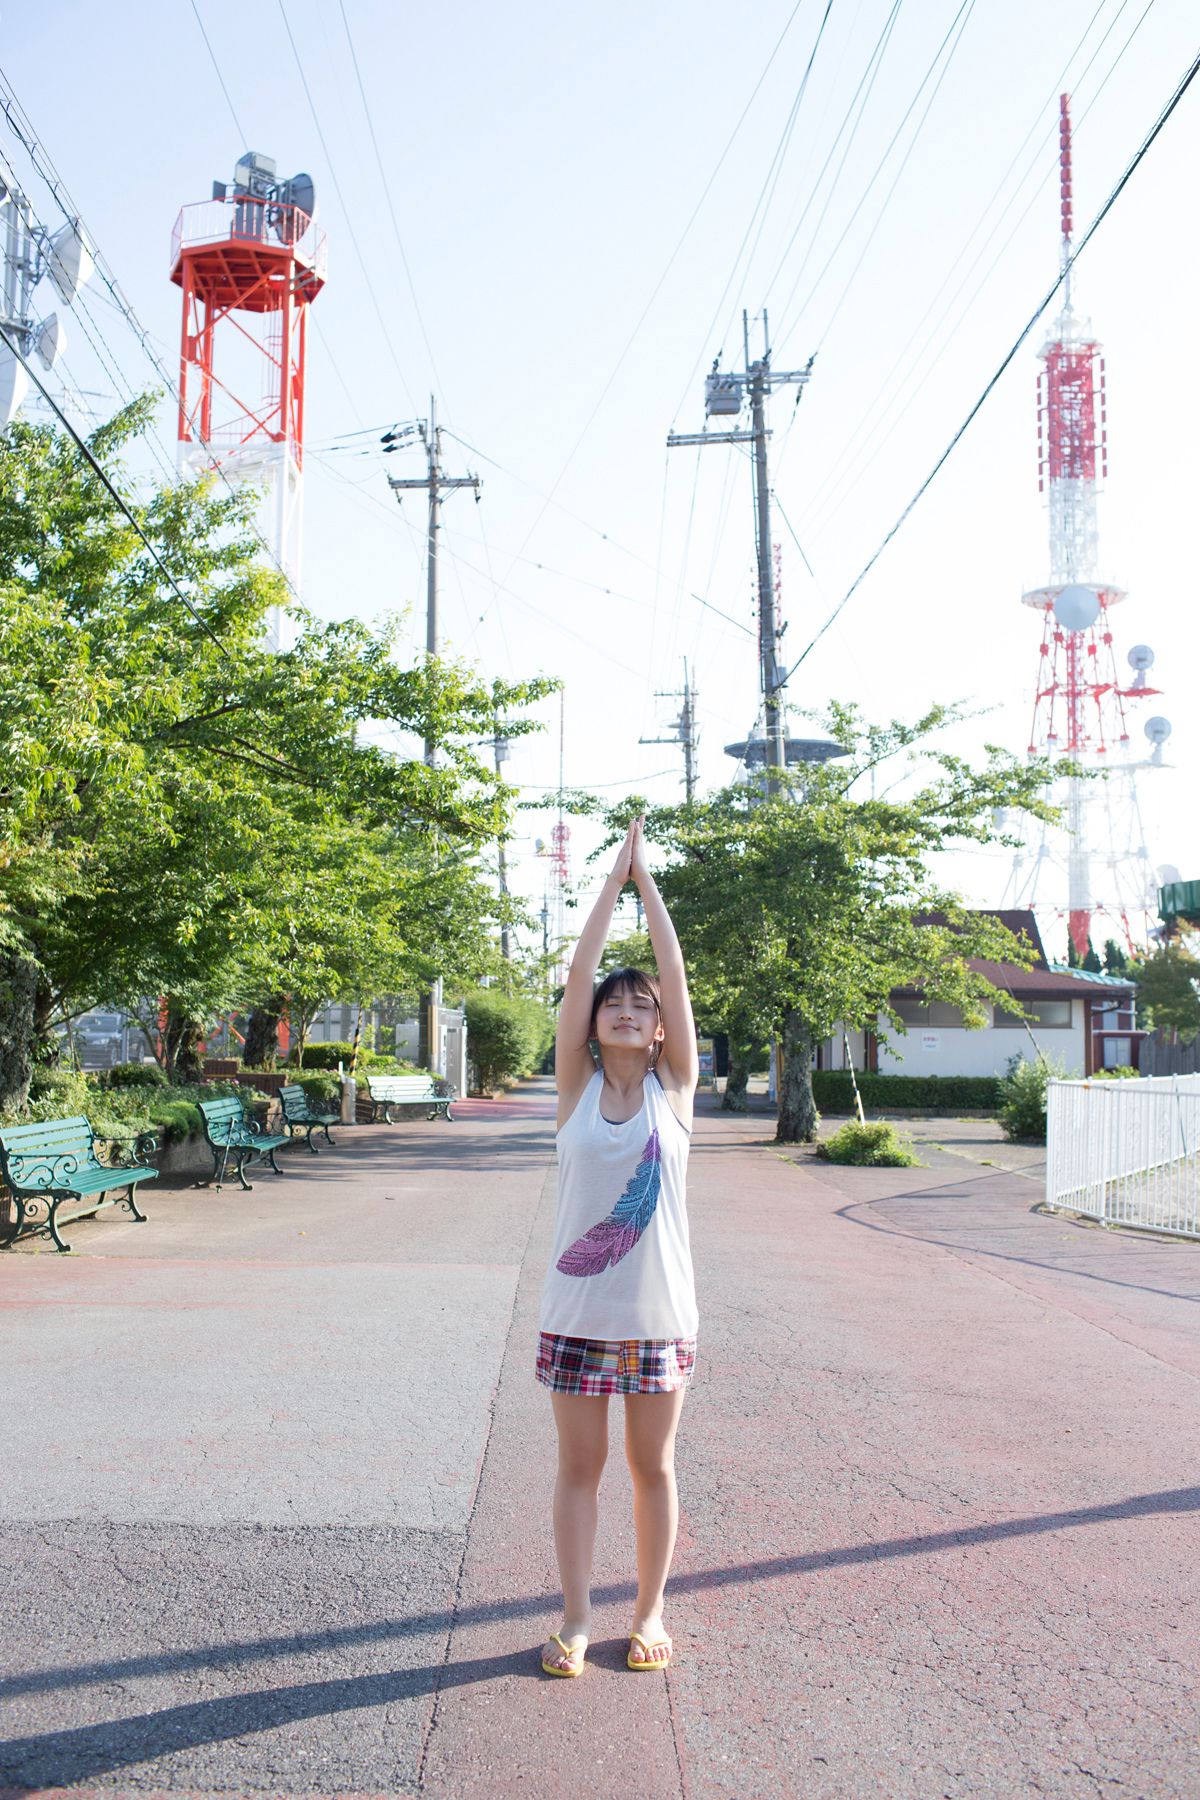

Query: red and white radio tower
left=171, top=152, right=326, bottom=642
left=1009, top=95, right=1170, bottom=957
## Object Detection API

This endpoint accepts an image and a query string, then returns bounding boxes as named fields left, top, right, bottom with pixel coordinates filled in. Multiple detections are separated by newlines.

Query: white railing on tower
left=1045, top=1075, right=1200, bottom=1240
left=171, top=197, right=327, bottom=282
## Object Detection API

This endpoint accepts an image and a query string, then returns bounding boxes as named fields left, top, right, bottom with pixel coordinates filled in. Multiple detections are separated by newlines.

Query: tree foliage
left=1131, top=943, right=1200, bottom=1041
left=0, top=406, right=554, bottom=1105
left=585, top=705, right=1056, bottom=1141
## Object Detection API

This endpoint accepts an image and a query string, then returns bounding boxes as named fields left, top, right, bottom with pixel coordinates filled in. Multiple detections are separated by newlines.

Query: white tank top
left=540, top=1070, right=699, bottom=1341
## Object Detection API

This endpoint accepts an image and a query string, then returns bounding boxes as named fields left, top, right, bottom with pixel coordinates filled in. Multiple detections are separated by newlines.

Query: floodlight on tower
left=1008, top=95, right=1167, bottom=957
left=170, top=152, right=326, bottom=646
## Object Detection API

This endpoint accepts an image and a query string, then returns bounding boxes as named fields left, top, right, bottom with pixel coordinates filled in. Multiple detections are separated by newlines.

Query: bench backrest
left=366, top=1075, right=441, bottom=1100
left=279, top=1084, right=326, bottom=1114
left=199, top=1097, right=249, bottom=1132
left=0, top=1116, right=99, bottom=1189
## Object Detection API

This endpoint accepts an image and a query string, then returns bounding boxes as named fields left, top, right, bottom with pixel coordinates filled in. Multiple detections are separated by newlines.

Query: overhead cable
left=336, top=0, right=446, bottom=408
left=495, top=0, right=811, bottom=591
left=274, top=0, right=420, bottom=415
left=0, top=321, right=233, bottom=660
left=780, top=41, right=1200, bottom=686
left=0, top=66, right=300, bottom=599
left=793, top=0, right=1148, bottom=521
left=187, top=0, right=248, bottom=142
left=787, top=0, right=979, bottom=351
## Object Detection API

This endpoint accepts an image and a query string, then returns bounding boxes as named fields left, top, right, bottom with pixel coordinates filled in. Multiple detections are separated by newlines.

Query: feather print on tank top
left=556, top=1129, right=662, bottom=1277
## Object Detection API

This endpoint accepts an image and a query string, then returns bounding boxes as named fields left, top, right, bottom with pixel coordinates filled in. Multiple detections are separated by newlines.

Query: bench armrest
left=98, top=1129, right=160, bottom=1168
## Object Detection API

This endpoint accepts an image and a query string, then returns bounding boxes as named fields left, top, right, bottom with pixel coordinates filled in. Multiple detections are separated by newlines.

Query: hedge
left=299, top=1041, right=416, bottom=1071
left=812, top=1070, right=1001, bottom=1113
left=6, top=1069, right=261, bottom=1146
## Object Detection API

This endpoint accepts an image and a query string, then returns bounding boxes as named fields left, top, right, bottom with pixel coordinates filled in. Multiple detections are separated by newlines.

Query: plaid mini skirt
left=536, top=1332, right=697, bottom=1396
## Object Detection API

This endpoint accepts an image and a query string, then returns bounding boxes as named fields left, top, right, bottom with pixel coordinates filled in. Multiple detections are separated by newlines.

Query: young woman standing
left=538, top=814, right=699, bottom=1678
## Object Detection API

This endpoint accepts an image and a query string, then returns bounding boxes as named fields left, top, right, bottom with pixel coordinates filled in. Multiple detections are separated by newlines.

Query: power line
left=671, top=0, right=837, bottom=422
left=274, top=0, right=420, bottom=416
left=0, top=320, right=233, bottom=660
left=760, top=0, right=905, bottom=326
left=795, top=0, right=979, bottom=351
left=793, top=0, right=1149, bottom=525
left=187, top=0, right=247, bottom=142
left=781, top=40, right=1200, bottom=686
left=0, top=66, right=301, bottom=599
left=336, top=0, right=446, bottom=409
left=495, top=0, right=812, bottom=592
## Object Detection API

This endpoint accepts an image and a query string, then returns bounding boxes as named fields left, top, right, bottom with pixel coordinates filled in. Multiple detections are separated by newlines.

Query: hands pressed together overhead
left=609, top=814, right=652, bottom=888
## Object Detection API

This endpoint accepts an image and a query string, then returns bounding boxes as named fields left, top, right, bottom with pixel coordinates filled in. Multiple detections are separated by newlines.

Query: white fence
left=1046, top=1075, right=1200, bottom=1240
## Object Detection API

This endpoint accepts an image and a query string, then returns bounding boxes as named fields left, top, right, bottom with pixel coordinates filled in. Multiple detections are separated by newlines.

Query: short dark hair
left=589, top=966, right=661, bottom=1039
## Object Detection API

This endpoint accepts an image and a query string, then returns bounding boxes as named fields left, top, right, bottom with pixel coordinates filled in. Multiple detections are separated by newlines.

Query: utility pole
left=667, top=310, right=811, bottom=794
left=640, top=658, right=699, bottom=800
left=492, top=708, right=511, bottom=966
left=386, top=396, right=480, bottom=764
left=385, top=399, right=480, bottom=1070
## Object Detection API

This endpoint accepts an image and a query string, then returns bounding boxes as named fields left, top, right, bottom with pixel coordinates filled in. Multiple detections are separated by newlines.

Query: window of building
left=893, top=999, right=967, bottom=1028
left=994, top=999, right=1072, bottom=1029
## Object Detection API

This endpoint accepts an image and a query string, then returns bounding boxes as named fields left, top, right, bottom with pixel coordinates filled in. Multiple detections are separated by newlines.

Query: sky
left=5, top=0, right=1199, bottom=962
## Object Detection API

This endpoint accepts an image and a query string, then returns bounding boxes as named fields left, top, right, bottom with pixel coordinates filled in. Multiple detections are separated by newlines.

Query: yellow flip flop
left=627, top=1631, right=672, bottom=1671
left=542, top=1632, right=587, bottom=1678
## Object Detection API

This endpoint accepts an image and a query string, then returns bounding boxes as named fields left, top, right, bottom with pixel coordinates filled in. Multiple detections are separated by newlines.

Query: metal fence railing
left=1045, top=1076, right=1200, bottom=1240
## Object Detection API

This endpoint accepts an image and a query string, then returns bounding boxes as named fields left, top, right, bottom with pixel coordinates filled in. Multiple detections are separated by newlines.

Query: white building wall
left=874, top=1001, right=1087, bottom=1079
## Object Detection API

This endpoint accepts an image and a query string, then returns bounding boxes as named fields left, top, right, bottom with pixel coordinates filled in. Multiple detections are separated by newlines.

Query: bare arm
left=631, top=817, right=698, bottom=1099
left=555, top=819, right=636, bottom=1122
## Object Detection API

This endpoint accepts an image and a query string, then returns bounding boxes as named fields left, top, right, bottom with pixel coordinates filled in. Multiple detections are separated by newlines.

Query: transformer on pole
left=1009, top=96, right=1169, bottom=958
left=170, top=152, right=326, bottom=643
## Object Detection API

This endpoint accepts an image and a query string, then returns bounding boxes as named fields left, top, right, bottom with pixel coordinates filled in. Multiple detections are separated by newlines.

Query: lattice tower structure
left=1010, top=94, right=1163, bottom=958
left=170, top=170, right=326, bottom=646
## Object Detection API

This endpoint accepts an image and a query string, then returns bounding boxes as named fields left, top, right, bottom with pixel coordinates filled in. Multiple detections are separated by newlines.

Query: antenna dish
left=1144, top=716, right=1171, bottom=745
left=1127, top=643, right=1154, bottom=671
left=273, top=173, right=316, bottom=243
left=1052, top=583, right=1101, bottom=633
left=44, top=221, right=94, bottom=307
left=0, top=347, right=28, bottom=425
left=35, top=313, right=66, bottom=371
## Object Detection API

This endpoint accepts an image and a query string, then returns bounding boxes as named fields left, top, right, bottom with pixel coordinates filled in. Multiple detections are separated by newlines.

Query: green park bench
left=199, top=1096, right=289, bottom=1192
left=364, top=1074, right=455, bottom=1123
left=278, top=1082, right=340, bottom=1154
left=0, top=1115, right=158, bottom=1254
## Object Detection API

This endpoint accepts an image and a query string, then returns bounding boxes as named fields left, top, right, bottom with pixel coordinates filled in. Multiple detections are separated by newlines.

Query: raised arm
left=630, top=816, right=698, bottom=1103
left=555, top=818, right=636, bottom=1123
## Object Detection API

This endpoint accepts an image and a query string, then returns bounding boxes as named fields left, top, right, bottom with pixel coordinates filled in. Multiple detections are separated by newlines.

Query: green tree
left=1131, top=943, right=1200, bottom=1041
left=592, top=707, right=1054, bottom=1142
left=0, top=407, right=554, bottom=1105
left=1102, top=938, right=1129, bottom=976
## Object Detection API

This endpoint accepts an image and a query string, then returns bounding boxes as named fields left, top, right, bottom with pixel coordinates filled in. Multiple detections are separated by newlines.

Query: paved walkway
left=2, top=1081, right=1198, bottom=1798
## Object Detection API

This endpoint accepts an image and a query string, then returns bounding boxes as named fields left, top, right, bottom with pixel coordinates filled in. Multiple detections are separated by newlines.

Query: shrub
left=298, top=1041, right=402, bottom=1071
left=997, top=1054, right=1068, bottom=1142
left=97, top=1062, right=167, bottom=1090
left=1091, top=1065, right=1140, bottom=1081
left=464, top=988, right=556, bottom=1091
left=817, top=1119, right=919, bottom=1166
left=811, top=1071, right=1002, bottom=1113
left=297, top=1072, right=340, bottom=1105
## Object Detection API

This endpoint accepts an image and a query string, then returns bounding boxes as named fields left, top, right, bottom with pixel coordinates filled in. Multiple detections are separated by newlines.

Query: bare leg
left=544, top=1392, right=609, bottom=1671
left=624, top=1387, right=687, bottom=1664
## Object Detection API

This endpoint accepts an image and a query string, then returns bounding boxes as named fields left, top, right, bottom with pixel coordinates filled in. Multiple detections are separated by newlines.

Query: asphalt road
left=2, top=1082, right=1197, bottom=1798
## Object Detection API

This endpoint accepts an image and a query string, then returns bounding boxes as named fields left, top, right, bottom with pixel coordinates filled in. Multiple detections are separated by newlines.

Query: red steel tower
left=171, top=152, right=326, bottom=635
left=1011, top=96, right=1168, bottom=956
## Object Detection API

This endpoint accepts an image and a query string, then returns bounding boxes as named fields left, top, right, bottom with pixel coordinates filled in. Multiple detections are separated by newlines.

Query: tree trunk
left=243, top=999, right=284, bottom=1069
left=721, top=1056, right=749, bottom=1112
left=0, top=949, right=40, bottom=1112
left=163, top=1004, right=205, bottom=1085
left=776, top=1008, right=819, bottom=1143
